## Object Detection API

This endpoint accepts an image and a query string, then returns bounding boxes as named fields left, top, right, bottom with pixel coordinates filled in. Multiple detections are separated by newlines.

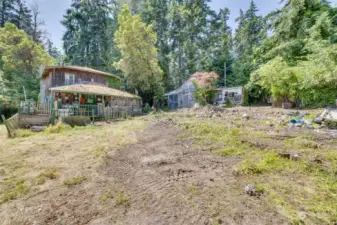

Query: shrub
left=62, top=116, right=91, bottom=127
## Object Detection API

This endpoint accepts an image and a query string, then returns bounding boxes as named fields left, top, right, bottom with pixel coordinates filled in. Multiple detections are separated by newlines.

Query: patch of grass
left=36, top=169, right=58, bottom=185
left=115, top=192, right=129, bottom=206
left=92, top=146, right=105, bottom=156
left=303, top=114, right=317, bottom=121
left=179, top=120, right=251, bottom=156
left=15, top=129, right=36, bottom=138
left=283, top=137, right=319, bottom=149
left=187, top=185, right=201, bottom=195
left=45, top=121, right=72, bottom=134
left=326, top=152, right=337, bottom=162
left=63, top=176, right=87, bottom=187
left=217, top=147, right=244, bottom=156
left=100, top=192, right=113, bottom=205
left=1, top=178, right=29, bottom=203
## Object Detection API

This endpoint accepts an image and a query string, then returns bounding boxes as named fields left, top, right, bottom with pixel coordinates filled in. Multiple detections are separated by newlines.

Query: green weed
left=115, top=192, right=129, bottom=206
left=63, top=176, right=87, bottom=187
left=1, top=178, right=29, bottom=203
left=100, top=192, right=113, bottom=205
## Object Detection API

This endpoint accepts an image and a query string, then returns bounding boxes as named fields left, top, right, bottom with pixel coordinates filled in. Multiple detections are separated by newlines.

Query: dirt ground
left=0, top=107, right=336, bottom=225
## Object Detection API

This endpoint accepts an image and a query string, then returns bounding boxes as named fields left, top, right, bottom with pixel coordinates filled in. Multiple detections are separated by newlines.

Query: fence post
left=51, top=110, right=55, bottom=125
left=1, top=115, right=12, bottom=138
left=92, top=109, right=95, bottom=124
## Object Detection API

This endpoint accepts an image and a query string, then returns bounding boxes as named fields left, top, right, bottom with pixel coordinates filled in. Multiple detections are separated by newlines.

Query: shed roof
left=50, top=84, right=140, bottom=99
left=41, top=66, right=121, bottom=80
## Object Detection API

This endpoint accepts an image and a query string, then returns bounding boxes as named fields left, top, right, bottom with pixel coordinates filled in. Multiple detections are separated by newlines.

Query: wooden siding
left=19, top=115, right=51, bottom=127
left=51, top=68, right=108, bottom=87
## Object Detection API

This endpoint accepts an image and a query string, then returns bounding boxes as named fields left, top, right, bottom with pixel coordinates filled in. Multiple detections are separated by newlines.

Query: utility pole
left=224, top=62, right=227, bottom=88
left=23, top=86, right=27, bottom=101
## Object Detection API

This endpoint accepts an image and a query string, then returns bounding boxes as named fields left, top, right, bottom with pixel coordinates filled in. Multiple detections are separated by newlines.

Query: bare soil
left=1, top=106, right=336, bottom=224
left=0, top=117, right=286, bottom=225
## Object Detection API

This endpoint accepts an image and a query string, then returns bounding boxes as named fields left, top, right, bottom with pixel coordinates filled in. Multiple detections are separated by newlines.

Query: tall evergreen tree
left=0, top=0, right=13, bottom=27
left=141, top=0, right=170, bottom=90
left=233, top=0, right=266, bottom=85
left=11, top=0, right=33, bottom=34
left=62, top=0, right=119, bottom=72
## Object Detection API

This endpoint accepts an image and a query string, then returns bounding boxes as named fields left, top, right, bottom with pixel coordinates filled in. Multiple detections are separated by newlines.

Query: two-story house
left=39, top=66, right=141, bottom=117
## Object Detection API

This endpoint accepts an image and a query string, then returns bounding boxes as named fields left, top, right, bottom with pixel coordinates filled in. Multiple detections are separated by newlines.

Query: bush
left=62, top=116, right=91, bottom=127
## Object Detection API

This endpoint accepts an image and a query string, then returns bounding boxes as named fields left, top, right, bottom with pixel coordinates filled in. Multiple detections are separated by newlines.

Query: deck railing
left=19, top=101, right=51, bottom=115
left=56, top=105, right=142, bottom=120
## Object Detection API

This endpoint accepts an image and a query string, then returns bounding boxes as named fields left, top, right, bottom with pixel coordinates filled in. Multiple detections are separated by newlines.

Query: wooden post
left=1, top=115, right=12, bottom=138
left=92, top=109, right=95, bottom=124
left=51, top=110, right=55, bottom=125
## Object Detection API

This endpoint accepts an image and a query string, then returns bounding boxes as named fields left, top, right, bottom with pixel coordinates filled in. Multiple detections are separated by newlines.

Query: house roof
left=50, top=84, right=140, bottom=99
left=41, top=66, right=121, bottom=80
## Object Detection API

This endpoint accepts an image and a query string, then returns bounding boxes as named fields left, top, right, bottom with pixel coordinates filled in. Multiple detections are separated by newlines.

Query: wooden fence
left=1, top=113, right=20, bottom=138
left=103, top=106, right=142, bottom=120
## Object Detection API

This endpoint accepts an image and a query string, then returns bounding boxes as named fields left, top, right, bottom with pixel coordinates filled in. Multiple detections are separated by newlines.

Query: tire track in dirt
left=106, top=120, right=235, bottom=225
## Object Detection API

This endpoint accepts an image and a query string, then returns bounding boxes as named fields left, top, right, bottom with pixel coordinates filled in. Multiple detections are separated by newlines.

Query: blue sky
left=27, top=0, right=337, bottom=50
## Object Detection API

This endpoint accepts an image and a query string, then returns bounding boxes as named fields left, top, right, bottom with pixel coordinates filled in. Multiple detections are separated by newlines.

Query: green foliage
left=144, top=103, right=151, bottom=114
left=107, top=76, right=122, bottom=89
left=251, top=0, right=337, bottom=107
left=0, top=23, right=55, bottom=102
left=232, top=1, right=266, bottom=86
left=193, top=82, right=217, bottom=106
left=114, top=5, right=163, bottom=95
left=191, top=72, right=219, bottom=106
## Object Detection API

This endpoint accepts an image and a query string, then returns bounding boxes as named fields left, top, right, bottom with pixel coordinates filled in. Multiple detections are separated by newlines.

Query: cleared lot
left=0, top=107, right=336, bottom=225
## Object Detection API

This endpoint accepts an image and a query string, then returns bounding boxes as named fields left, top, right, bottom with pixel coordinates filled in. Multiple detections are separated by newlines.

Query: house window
left=91, top=78, right=95, bottom=83
left=65, top=73, right=75, bottom=85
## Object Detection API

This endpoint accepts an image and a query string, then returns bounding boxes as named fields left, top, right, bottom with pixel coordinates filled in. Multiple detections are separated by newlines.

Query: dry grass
left=0, top=118, right=149, bottom=205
